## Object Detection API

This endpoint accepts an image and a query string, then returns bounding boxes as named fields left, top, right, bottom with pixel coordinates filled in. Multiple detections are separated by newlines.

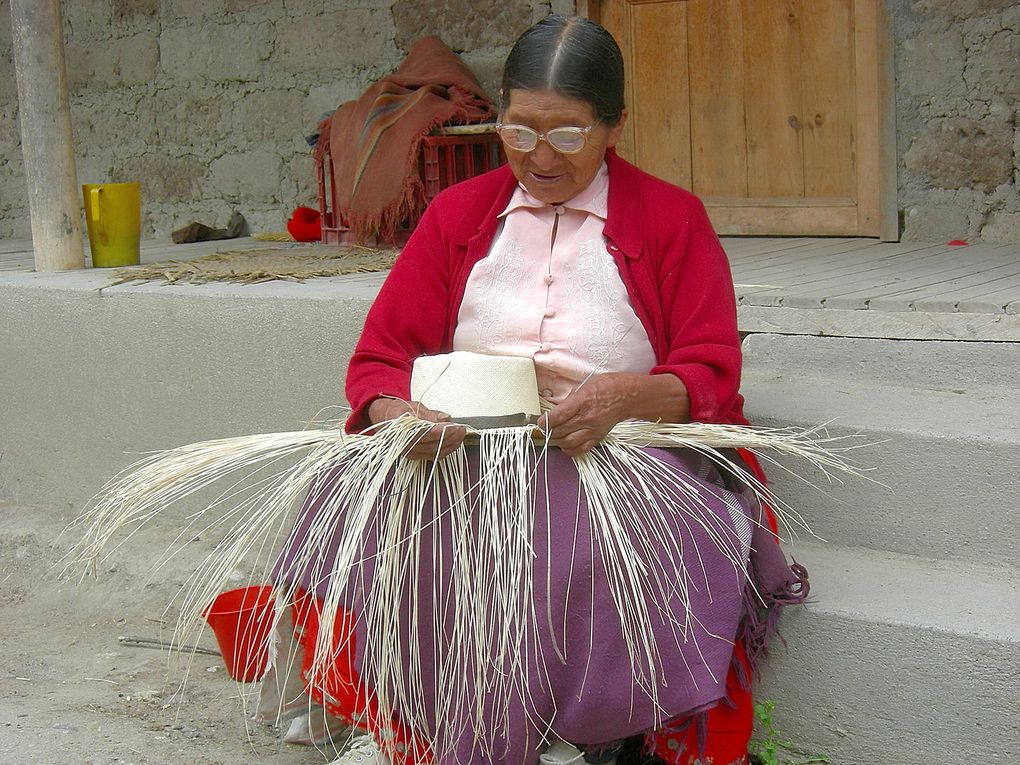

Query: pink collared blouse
left=452, top=163, right=657, bottom=405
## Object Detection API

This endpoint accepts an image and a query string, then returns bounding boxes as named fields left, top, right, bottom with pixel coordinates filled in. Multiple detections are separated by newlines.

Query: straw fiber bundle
left=111, top=245, right=398, bottom=285
left=62, top=414, right=864, bottom=760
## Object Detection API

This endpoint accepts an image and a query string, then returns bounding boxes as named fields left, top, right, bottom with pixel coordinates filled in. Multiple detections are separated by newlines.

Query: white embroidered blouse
left=452, top=163, right=657, bottom=405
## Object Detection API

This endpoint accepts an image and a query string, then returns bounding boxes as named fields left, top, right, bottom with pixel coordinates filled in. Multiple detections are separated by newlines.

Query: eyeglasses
left=495, top=122, right=599, bottom=154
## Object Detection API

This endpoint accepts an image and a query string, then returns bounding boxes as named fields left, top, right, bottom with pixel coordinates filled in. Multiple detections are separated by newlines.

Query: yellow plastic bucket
left=82, top=182, right=141, bottom=268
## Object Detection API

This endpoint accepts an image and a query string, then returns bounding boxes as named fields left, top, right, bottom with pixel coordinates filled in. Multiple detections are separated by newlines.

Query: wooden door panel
left=630, top=1, right=691, bottom=187
left=688, top=0, right=747, bottom=197
left=582, top=0, right=897, bottom=239
left=799, top=0, right=856, bottom=198
left=742, top=0, right=805, bottom=198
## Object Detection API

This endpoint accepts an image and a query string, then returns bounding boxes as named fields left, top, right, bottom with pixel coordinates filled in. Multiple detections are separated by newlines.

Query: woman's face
left=500, top=89, right=627, bottom=205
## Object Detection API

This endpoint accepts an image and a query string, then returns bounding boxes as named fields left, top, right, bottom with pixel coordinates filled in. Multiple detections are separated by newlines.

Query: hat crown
left=410, top=352, right=541, bottom=423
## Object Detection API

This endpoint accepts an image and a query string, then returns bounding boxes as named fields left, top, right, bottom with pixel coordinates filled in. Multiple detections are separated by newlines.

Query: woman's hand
left=538, top=373, right=690, bottom=457
left=368, top=398, right=467, bottom=460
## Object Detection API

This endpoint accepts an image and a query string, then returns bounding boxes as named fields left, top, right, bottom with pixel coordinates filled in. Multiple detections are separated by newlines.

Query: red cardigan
left=344, top=150, right=746, bottom=431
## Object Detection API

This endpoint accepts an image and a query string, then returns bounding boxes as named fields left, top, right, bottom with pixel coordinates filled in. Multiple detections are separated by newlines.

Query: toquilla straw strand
left=60, top=414, right=866, bottom=761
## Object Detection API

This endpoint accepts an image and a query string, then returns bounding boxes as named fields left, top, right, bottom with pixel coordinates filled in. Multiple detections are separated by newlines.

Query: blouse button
left=554, top=205, right=566, bottom=215
left=544, top=306, right=555, bottom=318
left=541, top=342, right=552, bottom=352
left=542, top=274, right=554, bottom=285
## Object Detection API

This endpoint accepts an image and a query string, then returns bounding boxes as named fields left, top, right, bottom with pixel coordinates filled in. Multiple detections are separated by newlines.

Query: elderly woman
left=274, top=15, right=805, bottom=765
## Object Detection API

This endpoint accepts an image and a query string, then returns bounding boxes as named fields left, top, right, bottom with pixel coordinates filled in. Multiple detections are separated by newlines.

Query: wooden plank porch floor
left=723, top=237, right=1020, bottom=341
left=3, top=237, right=1019, bottom=341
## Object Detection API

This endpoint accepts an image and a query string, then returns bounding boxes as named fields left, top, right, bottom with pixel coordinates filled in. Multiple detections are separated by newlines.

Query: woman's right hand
left=367, top=398, right=467, bottom=460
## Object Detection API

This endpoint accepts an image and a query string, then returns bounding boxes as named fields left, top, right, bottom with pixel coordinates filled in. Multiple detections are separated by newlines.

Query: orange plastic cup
left=203, top=586, right=276, bottom=682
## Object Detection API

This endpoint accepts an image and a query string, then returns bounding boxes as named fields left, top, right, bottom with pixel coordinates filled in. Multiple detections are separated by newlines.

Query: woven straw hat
left=410, top=351, right=541, bottom=427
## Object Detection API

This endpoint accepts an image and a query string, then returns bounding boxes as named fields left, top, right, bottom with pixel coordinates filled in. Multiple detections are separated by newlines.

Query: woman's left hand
left=538, top=372, right=690, bottom=457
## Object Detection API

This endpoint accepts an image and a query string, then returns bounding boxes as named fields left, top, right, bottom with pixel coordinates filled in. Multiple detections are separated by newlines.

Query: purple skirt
left=274, top=444, right=798, bottom=765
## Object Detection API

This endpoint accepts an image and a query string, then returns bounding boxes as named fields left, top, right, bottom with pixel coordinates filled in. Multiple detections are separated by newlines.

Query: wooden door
left=580, top=0, right=897, bottom=239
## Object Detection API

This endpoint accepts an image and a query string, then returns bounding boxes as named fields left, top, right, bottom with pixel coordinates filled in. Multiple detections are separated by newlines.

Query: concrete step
left=741, top=334, right=1020, bottom=567
left=0, top=270, right=382, bottom=508
left=742, top=333, right=1020, bottom=393
left=758, top=541, right=1020, bottom=765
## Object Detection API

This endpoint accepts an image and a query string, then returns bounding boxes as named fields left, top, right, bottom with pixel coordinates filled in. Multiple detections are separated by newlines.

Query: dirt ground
left=0, top=500, right=346, bottom=765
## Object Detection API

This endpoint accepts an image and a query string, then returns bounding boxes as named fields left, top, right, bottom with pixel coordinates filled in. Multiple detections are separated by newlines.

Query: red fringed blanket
left=317, top=36, right=495, bottom=243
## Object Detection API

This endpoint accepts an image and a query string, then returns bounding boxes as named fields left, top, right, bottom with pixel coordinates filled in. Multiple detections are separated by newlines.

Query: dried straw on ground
left=61, top=415, right=865, bottom=760
left=110, top=245, right=399, bottom=285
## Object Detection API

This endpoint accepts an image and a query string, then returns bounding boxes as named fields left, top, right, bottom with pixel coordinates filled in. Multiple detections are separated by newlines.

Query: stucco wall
left=0, top=0, right=570, bottom=240
left=890, top=0, right=1020, bottom=242
left=0, top=0, right=1017, bottom=242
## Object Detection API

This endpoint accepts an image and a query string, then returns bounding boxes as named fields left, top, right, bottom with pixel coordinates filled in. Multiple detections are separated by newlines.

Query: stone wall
left=891, top=0, right=1020, bottom=242
left=0, top=0, right=1017, bottom=242
left=0, top=0, right=569, bottom=240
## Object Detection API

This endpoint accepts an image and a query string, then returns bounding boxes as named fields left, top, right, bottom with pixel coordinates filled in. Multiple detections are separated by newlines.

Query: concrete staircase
left=742, top=334, right=1020, bottom=765
left=3, top=268, right=1018, bottom=763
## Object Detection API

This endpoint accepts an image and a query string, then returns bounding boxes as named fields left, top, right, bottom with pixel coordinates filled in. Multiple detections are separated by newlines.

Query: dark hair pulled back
left=500, top=15, right=625, bottom=126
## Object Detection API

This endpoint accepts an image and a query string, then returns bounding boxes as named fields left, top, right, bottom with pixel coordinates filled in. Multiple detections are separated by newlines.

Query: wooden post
left=10, top=0, right=85, bottom=271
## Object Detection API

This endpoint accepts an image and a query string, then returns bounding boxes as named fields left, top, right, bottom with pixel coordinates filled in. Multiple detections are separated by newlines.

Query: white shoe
left=282, top=709, right=353, bottom=747
left=539, top=741, right=586, bottom=765
left=539, top=741, right=618, bottom=765
left=328, top=731, right=392, bottom=764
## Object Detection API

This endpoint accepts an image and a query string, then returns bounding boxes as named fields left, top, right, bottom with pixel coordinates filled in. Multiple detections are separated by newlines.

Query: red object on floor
left=203, top=586, right=276, bottom=682
left=292, top=591, right=430, bottom=765
left=947, top=239, right=969, bottom=246
left=287, top=206, right=323, bottom=242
